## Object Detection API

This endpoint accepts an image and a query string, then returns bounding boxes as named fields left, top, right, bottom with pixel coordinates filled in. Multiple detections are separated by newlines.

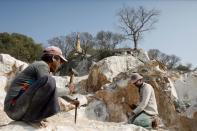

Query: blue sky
left=0, top=0, right=197, bottom=67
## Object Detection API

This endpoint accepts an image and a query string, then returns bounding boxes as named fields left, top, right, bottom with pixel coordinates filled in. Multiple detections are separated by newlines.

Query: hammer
left=68, top=68, right=79, bottom=124
left=68, top=68, right=79, bottom=94
left=68, top=68, right=79, bottom=84
left=61, top=68, right=79, bottom=123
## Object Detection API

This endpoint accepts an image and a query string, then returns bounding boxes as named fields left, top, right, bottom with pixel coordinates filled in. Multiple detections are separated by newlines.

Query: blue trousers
left=128, top=111, right=154, bottom=129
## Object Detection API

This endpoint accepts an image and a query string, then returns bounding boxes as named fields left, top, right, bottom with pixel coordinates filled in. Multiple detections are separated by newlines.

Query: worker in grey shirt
left=128, top=73, right=158, bottom=128
left=4, top=46, right=78, bottom=127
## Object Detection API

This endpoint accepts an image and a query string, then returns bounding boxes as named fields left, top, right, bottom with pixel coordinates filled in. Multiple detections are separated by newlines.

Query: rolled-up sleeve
left=56, top=87, right=70, bottom=96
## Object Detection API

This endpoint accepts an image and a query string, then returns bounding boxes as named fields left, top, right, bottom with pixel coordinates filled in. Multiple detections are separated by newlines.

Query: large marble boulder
left=86, top=55, right=143, bottom=92
left=174, top=71, right=197, bottom=105
left=173, top=71, right=197, bottom=127
left=0, top=54, right=28, bottom=106
left=0, top=54, right=28, bottom=92
left=85, top=100, right=109, bottom=121
left=0, top=76, right=7, bottom=106
left=0, top=54, right=28, bottom=77
left=132, top=48, right=150, bottom=63
left=95, top=82, right=139, bottom=122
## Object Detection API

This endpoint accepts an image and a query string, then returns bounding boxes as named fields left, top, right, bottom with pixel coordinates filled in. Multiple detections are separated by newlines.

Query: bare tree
left=176, top=63, right=192, bottom=72
left=65, top=32, right=78, bottom=50
left=117, top=6, right=159, bottom=50
left=148, top=49, right=181, bottom=69
left=148, top=49, right=161, bottom=60
left=80, top=32, right=95, bottom=55
left=48, top=36, right=72, bottom=57
left=159, top=53, right=170, bottom=65
left=167, top=55, right=181, bottom=69
left=96, top=31, right=125, bottom=50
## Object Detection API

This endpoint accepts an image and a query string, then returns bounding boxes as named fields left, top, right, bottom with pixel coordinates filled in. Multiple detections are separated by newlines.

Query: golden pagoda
left=76, top=33, right=83, bottom=53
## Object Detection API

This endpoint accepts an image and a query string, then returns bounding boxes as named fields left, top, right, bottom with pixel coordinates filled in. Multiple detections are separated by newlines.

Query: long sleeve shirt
left=4, top=61, right=50, bottom=104
left=133, top=83, right=158, bottom=116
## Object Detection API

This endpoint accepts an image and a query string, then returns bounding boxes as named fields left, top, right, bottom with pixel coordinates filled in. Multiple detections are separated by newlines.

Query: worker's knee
left=133, top=113, right=152, bottom=128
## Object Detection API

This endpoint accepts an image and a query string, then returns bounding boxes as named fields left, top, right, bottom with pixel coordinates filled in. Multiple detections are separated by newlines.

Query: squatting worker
left=4, top=46, right=78, bottom=126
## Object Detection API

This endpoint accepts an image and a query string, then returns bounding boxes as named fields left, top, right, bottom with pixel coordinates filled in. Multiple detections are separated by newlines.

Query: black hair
left=41, top=54, right=53, bottom=63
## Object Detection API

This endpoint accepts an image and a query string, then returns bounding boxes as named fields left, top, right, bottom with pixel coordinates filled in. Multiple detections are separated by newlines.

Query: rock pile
left=1, top=49, right=197, bottom=131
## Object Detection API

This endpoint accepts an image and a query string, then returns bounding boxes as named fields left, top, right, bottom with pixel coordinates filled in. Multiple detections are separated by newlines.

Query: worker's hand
left=130, top=104, right=137, bottom=110
left=71, top=99, right=80, bottom=107
left=68, top=84, right=75, bottom=94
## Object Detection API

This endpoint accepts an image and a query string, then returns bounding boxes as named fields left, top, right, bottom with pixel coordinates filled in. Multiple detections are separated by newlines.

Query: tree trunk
left=134, top=43, right=137, bottom=50
left=133, top=35, right=137, bottom=50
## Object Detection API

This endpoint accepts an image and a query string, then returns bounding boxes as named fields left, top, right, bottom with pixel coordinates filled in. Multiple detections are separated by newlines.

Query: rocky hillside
left=0, top=50, right=197, bottom=131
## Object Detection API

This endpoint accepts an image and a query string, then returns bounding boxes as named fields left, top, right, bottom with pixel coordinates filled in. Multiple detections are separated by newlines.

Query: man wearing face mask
left=4, top=46, right=78, bottom=126
left=128, top=73, right=159, bottom=129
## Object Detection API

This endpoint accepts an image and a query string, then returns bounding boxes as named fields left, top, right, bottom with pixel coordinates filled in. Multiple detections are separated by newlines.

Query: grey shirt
left=133, top=83, right=158, bottom=116
left=4, top=61, right=50, bottom=104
